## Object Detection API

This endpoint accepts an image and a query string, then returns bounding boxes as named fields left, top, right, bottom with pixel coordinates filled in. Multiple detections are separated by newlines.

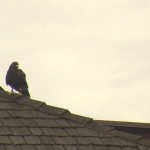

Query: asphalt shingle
left=55, top=118, right=70, bottom=127
left=35, top=145, right=54, bottom=150
left=0, top=127, right=11, bottom=135
left=29, top=128, right=43, bottom=135
left=108, top=147, right=121, bottom=150
left=76, top=128, right=98, bottom=136
left=0, top=136, right=11, bottom=144
left=77, top=145, right=95, bottom=150
left=52, top=145, right=66, bottom=150
left=10, top=127, right=31, bottom=135
left=64, top=145, right=78, bottom=150
left=53, top=136, right=77, bottom=145
left=4, top=145, right=22, bottom=150
left=40, top=136, right=54, bottom=144
left=20, top=145, right=37, bottom=150
left=121, top=147, right=138, bottom=150
left=19, top=118, right=37, bottom=127
left=8, top=110, right=37, bottom=118
left=9, top=136, right=26, bottom=144
left=0, top=145, right=6, bottom=150
left=65, top=128, right=80, bottom=136
left=1, top=118, right=22, bottom=127
left=94, top=146, right=108, bottom=150
left=74, top=137, right=91, bottom=145
left=0, top=110, right=10, bottom=118
left=24, top=136, right=41, bottom=144
left=49, top=128, right=68, bottom=136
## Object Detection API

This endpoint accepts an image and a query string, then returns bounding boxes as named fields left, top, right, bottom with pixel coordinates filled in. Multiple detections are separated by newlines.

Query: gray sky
left=0, top=0, right=150, bottom=123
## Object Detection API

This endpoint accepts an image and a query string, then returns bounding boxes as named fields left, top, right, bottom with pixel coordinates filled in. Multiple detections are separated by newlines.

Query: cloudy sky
left=0, top=0, right=150, bottom=123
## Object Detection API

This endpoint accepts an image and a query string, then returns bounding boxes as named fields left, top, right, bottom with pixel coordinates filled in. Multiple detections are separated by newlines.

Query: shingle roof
left=0, top=90, right=150, bottom=150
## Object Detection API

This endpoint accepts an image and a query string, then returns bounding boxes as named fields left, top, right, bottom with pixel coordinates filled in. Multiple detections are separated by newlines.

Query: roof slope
left=0, top=91, right=150, bottom=150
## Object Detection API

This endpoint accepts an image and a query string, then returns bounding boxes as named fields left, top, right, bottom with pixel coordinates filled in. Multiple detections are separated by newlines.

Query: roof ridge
left=95, top=120, right=150, bottom=128
left=0, top=91, right=150, bottom=147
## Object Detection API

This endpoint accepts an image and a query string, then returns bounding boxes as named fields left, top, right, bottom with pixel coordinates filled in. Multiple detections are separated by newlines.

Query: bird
left=6, top=62, right=30, bottom=98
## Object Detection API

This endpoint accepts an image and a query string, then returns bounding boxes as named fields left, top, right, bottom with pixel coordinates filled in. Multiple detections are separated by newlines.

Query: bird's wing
left=5, top=70, right=13, bottom=85
left=17, top=69, right=28, bottom=87
left=17, top=69, right=26, bottom=79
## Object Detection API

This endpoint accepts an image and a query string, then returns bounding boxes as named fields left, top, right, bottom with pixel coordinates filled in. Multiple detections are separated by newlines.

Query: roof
left=95, top=120, right=150, bottom=141
left=0, top=90, right=150, bottom=150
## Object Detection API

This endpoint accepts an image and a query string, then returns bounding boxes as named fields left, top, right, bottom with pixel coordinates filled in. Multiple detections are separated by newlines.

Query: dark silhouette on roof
left=6, top=62, right=30, bottom=98
left=0, top=90, right=150, bottom=150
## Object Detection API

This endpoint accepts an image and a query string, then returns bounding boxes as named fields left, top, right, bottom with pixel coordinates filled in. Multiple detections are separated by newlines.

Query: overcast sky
left=0, top=0, right=150, bottom=123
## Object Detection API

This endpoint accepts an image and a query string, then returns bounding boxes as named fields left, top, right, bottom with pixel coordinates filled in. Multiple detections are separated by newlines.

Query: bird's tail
left=21, top=89, right=30, bottom=98
left=19, top=85, right=30, bottom=98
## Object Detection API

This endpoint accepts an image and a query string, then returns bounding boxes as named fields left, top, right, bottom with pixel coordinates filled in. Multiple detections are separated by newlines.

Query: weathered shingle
left=76, top=128, right=98, bottom=136
left=88, top=137, right=103, bottom=145
left=53, top=136, right=77, bottom=144
left=0, top=145, right=6, bottom=150
left=9, top=135, right=26, bottom=144
left=108, top=147, right=121, bottom=150
left=64, top=145, right=78, bottom=150
left=1, top=118, right=22, bottom=126
left=36, top=111, right=60, bottom=119
left=29, top=127, right=43, bottom=135
left=55, top=118, right=70, bottom=127
left=74, top=137, right=91, bottom=145
left=20, top=145, right=37, bottom=150
left=0, top=136, right=11, bottom=144
left=100, top=137, right=114, bottom=145
left=34, top=118, right=57, bottom=127
left=65, top=128, right=80, bottom=136
left=67, top=120, right=84, bottom=127
left=19, top=118, right=37, bottom=127
left=4, top=145, right=22, bottom=150
left=94, top=146, right=108, bottom=150
left=24, top=136, right=41, bottom=144
left=40, top=128, right=52, bottom=135
left=0, top=127, right=11, bottom=135
left=8, top=110, right=37, bottom=118
left=49, top=128, right=68, bottom=136
left=52, top=145, right=66, bottom=150
left=35, top=145, right=54, bottom=150
left=0, top=110, right=10, bottom=118
left=121, top=147, right=139, bottom=150
left=0, top=102, right=13, bottom=109
left=10, top=127, right=31, bottom=135
left=138, top=145, right=147, bottom=150
left=40, top=136, right=54, bottom=144
left=77, top=145, right=95, bottom=150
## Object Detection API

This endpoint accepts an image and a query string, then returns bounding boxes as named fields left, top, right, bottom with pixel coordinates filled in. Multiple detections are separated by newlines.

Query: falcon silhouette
left=6, top=62, right=30, bottom=97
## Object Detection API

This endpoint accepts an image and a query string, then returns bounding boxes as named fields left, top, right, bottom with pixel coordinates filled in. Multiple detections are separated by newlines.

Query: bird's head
left=10, top=62, right=19, bottom=69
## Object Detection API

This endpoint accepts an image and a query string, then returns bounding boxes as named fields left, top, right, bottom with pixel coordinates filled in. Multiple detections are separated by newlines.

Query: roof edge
left=95, top=120, right=150, bottom=128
